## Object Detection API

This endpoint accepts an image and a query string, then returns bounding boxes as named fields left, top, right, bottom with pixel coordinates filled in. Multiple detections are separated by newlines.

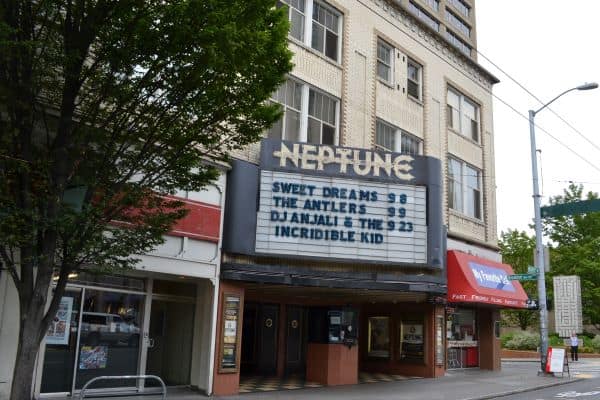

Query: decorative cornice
left=370, top=0, right=499, bottom=89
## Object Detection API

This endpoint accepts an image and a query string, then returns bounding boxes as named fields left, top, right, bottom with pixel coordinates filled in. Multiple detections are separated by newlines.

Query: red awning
left=447, top=250, right=528, bottom=309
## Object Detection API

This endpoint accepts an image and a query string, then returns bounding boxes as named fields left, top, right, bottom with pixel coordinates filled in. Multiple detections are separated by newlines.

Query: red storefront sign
left=447, top=250, right=528, bottom=308
left=168, top=197, right=221, bottom=243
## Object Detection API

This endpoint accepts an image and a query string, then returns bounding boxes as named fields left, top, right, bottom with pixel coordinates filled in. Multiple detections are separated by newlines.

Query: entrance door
left=285, top=306, right=306, bottom=375
left=146, top=299, right=195, bottom=386
left=257, top=304, right=279, bottom=374
left=74, top=289, right=144, bottom=389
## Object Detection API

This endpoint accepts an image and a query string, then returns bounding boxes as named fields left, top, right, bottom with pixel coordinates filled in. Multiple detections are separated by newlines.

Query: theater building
left=211, top=0, right=530, bottom=396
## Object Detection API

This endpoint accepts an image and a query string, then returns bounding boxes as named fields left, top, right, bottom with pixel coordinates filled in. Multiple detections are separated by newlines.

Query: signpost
left=507, top=273, right=538, bottom=281
left=527, top=266, right=539, bottom=274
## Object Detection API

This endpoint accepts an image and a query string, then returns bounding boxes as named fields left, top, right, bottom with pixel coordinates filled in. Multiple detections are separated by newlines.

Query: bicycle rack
left=78, top=375, right=167, bottom=399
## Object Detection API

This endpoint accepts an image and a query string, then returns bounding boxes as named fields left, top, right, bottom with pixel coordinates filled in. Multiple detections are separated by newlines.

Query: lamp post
left=528, top=82, right=598, bottom=374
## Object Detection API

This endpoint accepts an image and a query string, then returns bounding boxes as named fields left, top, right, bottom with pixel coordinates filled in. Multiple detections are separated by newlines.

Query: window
left=447, top=0, right=470, bottom=18
left=448, top=157, right=482, bottom=219
left=308, top=88, right=336, bottom=145
left=269, top=78, right=338, bottom=145
left=368, top=316, right=390, bottom=358
left=407, top=59, right=422, bottom=100
left=377, top=39, right=393, bottom=83
left=311, top=1, right=341, bottom=62
left=445, top=30, right=471, bottom=57
left=408, top=1, right=440, bottom=32
left=447, top=87, right=479, bottom=141
left=446, top=10, right=471, bottom=37
left=268, top=78, right=303, bottom=142
left=375, top=119, right=422, bottom=156
left=280, top=0, right=342, bottom=63
left=423, top=0, right=440, bottom=11
left=279, top=0, right=306, bottom=41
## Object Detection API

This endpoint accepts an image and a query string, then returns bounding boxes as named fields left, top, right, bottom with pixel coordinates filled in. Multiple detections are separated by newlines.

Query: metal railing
left=79, top=375, right=167, bottom=399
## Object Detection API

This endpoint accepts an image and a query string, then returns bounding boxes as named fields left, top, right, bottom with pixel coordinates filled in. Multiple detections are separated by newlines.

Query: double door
left=241, top=303, right=307, bottom=376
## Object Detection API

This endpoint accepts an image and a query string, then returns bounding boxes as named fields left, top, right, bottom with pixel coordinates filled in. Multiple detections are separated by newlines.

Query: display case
left=309, top=307, right=358, bottom=346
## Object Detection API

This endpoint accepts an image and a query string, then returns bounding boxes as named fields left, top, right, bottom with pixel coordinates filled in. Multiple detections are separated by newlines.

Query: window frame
left=447, top=0, right=470, bottom=18
left=310, top=0, right=343, bottom=62
left=445, top=9, right=471, bottom=37
left=367, top=316, right=391, bottom=359
left=268, top=77, right=339, bottom=145
left=445, top=30, right=472, bottom=57
left=375, top=118, right=422, bottom=156
left=447, top=157, right=482, bottom=220
left=280, top=0, right=306, bottom=42
left=376, top=38, right=394, bottom=84
left=408, top=1, right=440, bottom=32
left=407, top=58, right=422, bottom=101
left=446, top=86, right=480, bottom=142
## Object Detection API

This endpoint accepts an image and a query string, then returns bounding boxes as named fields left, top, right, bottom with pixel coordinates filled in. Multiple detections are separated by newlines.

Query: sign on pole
left=507, top=273, right=538, bottom=281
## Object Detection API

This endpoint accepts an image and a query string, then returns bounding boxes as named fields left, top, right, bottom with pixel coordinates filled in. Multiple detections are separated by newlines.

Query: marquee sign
left=255, top=170, right=427, bottom=264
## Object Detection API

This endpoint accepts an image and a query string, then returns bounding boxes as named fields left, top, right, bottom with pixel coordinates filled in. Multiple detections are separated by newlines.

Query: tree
left=543, top=184, right=600, bottom=330
left=498, top=230, right=539, bottom=331
left=0, top=1, right=292, bottom=398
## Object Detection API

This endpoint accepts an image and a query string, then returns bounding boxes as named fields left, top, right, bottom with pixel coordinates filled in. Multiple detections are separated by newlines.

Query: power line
left=476, top=49, right=600, bottom=155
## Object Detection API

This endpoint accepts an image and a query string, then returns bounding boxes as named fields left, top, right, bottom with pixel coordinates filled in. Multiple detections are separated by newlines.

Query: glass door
left=74, top=289, right=144, bottom=389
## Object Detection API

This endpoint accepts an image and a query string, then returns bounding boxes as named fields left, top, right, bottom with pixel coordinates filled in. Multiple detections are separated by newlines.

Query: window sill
left=408, top=95, right=424, bottom=107
left=449, top=209, right=485, bottom=226
left=287, top=36, right=343, bottom=70
left=447, top=128, right=482, bottom=147
left=377, top=78, right=396, bottom=90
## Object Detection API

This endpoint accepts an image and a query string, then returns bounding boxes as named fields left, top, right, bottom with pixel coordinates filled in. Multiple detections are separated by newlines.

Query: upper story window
left=308, top=88, right=337, bottom=144
left=408, top=1, right=440, bottom=32
left=407, top=58, right=422, bottom=100
left=446, top=10, right=471, bottom=37
left=375, top=119, right=422, bottom=156
left=268, top=77, right=338, bottom=145
left=423, top=0, right=440, bottom=12
left=279, top=0, right=342, bottom=63
left=377, top=39, right=393, bottom=83
left=448, top=157, right=482, bottom=220
left=447, top=87, right=479, bottom=142
left=445, top=30, right=471, bottom=57
left=311, top=1, right=341, bottom=62
left=280, top=0, right=306, bottom=41
left=447, top=0, right=470, bottom=18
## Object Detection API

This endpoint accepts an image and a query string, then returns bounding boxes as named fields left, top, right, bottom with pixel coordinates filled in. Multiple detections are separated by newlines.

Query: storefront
left=0, top=172, right=227, bottom=398
left=446, top=250, right=528, bottom=370
left=213, top=139, right=447, bottom=395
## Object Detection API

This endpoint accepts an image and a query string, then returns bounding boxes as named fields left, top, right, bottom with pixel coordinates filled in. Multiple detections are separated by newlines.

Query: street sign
left=541, top=199, right=600, bottom=218
left=527, top=266, right=539, bottom=274
left=507, top=274, right=538, bottom=281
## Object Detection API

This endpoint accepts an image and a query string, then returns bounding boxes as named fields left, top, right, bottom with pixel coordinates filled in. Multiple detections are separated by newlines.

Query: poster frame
left=218, top=292, right=242, bottom=373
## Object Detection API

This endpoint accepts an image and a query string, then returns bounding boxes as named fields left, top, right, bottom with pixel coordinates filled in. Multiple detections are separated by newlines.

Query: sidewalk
left=59, top=360, right=588, bottom=400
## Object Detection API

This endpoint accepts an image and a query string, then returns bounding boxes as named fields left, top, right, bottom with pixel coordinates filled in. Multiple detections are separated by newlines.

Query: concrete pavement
left=57, top=359, right=598, bottom=400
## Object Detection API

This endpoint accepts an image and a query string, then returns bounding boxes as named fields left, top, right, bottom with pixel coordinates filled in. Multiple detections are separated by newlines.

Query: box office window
left=367, top=316, right=390, bottom=358
left=399, top=317, right=425, bottom=362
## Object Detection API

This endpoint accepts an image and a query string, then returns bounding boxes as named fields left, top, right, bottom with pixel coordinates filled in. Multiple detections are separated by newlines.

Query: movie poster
left=46, top=296, right=73, bottom=345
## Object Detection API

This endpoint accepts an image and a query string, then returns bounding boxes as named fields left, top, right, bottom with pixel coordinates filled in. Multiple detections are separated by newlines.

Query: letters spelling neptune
left=272, top=142, right=414, bottom=180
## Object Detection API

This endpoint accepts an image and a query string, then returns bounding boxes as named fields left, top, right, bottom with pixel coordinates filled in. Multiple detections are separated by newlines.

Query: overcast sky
left=475, top=1, right=600, bottom=236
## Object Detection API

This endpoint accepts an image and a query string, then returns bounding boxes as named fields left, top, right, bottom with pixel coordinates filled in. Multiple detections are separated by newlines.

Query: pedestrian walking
left=570, top=332, right=579, bottom=361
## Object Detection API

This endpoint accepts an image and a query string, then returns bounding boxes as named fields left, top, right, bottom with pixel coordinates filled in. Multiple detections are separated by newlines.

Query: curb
left=462, top=377, right=584, bottom=400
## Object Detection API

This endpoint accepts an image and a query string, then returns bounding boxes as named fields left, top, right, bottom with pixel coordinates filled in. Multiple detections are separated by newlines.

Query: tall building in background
left=215, top=0, right=528, bottom=396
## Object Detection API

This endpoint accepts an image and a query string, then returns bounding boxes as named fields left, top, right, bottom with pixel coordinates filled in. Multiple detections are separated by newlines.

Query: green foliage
left=500, top=332, right=514, bottom=348
left=0, top=1, right=292, bottom=398
left=591, top=335, right=600, bottom=353
left=543, top=184, right=600, bottom=329
left=498, top=230, right=538, bottom=330
left=548, top=333, right=564, bottom=347
left=504, top=331, right=540, bottom=351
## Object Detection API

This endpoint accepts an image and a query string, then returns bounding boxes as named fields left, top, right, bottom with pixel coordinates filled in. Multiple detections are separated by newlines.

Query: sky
left=475, top=1, right=600, bottom=236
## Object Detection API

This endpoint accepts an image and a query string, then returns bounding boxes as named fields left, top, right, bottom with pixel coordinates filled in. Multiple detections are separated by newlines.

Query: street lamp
left=528, top=82, right=598, bottom=374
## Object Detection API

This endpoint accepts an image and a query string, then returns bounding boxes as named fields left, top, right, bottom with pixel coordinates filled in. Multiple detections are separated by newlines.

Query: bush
left=549, top=334, right=565, bottom=347
left=505, top=331, right=540, bottom=350
left=500, top=332, right=514, bottom=348
left=591, top=335, right=600, bottom=353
